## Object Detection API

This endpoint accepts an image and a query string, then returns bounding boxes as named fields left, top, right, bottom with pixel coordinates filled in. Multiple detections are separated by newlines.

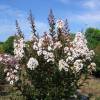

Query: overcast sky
left=0, top=0, right=100, bottom=41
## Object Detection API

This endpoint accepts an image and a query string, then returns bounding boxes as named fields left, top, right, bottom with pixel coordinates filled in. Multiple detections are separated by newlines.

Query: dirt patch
left=80, top=76, right=100, bottom=99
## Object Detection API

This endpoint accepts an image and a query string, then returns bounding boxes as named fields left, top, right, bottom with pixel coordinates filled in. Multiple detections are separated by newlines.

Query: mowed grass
left=80, top=76, right=100, bottom=100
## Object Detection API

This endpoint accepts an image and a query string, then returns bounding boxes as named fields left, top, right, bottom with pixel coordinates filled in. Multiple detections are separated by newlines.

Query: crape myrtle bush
left=0, top=10, right=96, bottom=100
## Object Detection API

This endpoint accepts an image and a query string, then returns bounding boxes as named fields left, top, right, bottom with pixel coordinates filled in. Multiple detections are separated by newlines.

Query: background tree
left=85, top=27, right=100, bottom=49
left=3, top=36, right=15, bottom=55
left=85, top=27, right=100, bottom=77
left=94, top=44, right=100, bottom=77
left=0, top=42, right=4, bottom=53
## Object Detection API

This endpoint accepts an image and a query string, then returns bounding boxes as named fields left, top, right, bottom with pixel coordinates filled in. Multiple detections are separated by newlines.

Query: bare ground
left=80, top=76, right=100, bottom=100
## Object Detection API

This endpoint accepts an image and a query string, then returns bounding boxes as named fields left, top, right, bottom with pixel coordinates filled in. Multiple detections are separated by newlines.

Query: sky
left=0, top=0, right=100, bottom=41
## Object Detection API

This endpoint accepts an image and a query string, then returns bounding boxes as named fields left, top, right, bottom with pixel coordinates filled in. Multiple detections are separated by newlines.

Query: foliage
left=3, top=36, right=15, bottom=55
left=85, top=27, right=100, bottom=76
left=0, top=63, right=6, bottom=84
left=94, top=44, right=100, bottom=77
left=0, top=42, right=4, bottom=53
left=0, top=63, right=7, bottom=94
left=85, top=27, right=100, bottom=49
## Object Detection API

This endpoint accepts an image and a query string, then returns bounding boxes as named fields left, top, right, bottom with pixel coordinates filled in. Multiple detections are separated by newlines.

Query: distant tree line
left=0, top=36, right=15, bottom=55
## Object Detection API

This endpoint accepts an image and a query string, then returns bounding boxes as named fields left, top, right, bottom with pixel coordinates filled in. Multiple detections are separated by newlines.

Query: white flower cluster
left=5, top=66, right=19, bottom=85
left=62, top=32, right=96, bottom=72
left=42, top=51, right=54, bottom=62
left=73, top=60, right=83, bottom=72
left=32, top=34, right=55, bottom=63
left=54, top=41, right=62, bottom=49
left=59, top=59, right=69, bottom=71
left=27, top=57, right=39, bottom=70
left=88, top=62, right=96, bottom=73
left=14, top=37, right=25, bottom=59
left=0, top=54, right=20, bottom=85
left=57, top=19, right=64, bottom=29
left=31, top=31, right=96, bottom=73
left=72, top=32, right=95, bottom=60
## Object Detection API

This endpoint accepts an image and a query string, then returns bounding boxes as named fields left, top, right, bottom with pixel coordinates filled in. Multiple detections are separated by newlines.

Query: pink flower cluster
left=0, top=54, right=20, bottom=85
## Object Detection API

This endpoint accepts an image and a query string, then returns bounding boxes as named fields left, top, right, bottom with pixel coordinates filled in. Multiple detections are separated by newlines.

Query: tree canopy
left=85, top=27, right=100, bottom=49
left=3, top=36, right=15, bottom=55
left=85, top=27, right=100, bottom=75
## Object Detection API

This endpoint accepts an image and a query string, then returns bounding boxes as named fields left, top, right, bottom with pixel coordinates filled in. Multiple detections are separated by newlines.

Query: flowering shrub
left=0, top=11, right=96, bottom=99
